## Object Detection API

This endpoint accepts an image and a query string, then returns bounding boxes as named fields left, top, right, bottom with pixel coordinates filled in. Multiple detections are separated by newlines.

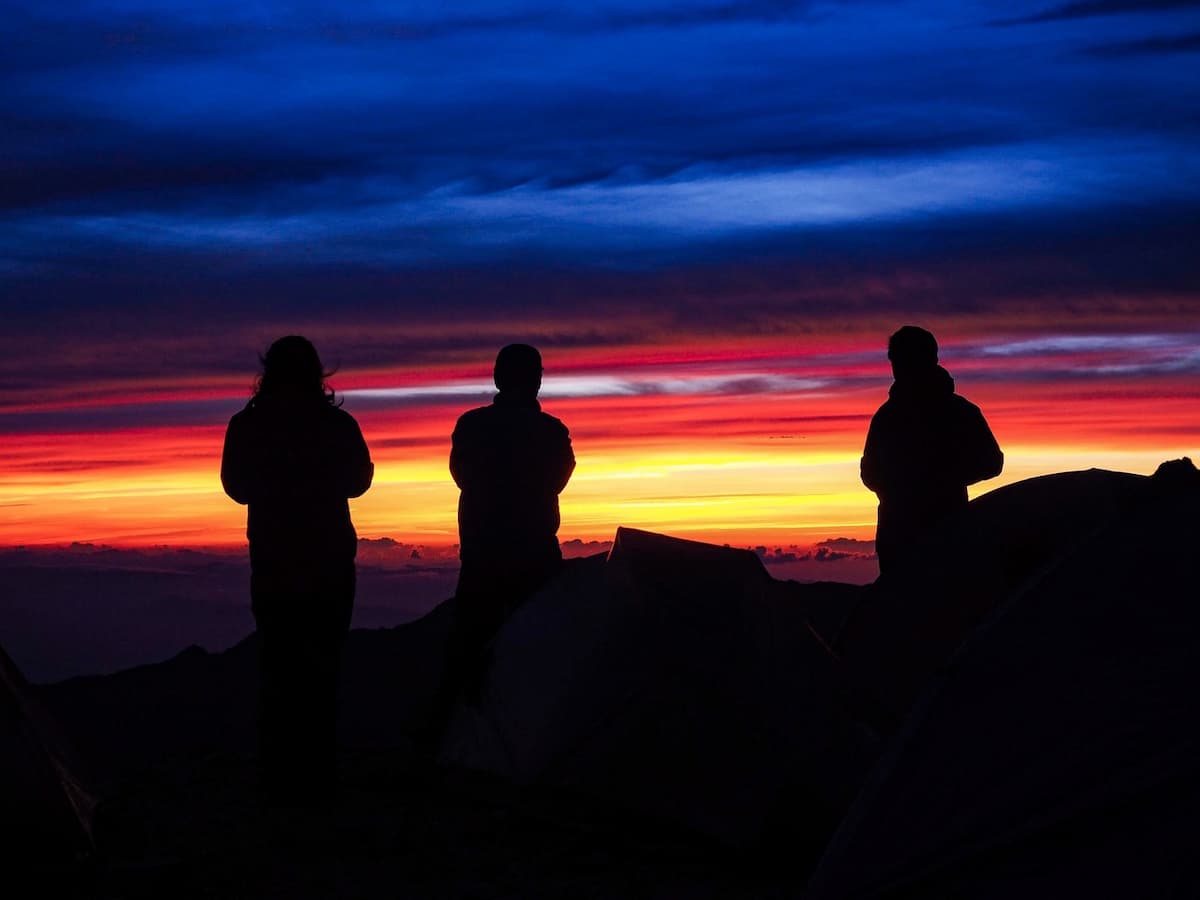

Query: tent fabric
left=808, top=467, right=1200, bottom=898
left=443, top=528, right=873, bottom=846
left=1, top=644, right=95, bottom=867
left=837, top=468, right=1150, bottom=715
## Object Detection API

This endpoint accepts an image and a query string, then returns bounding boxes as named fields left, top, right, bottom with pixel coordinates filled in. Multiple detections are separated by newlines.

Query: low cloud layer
left=756, top=537, right=877, bottom=567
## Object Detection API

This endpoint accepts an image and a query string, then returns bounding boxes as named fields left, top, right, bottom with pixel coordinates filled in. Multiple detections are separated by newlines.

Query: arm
left=449, top=417, right=471, bottom=490
left=552, top=423, right=576, bottom=494
left=220, top=414, right=255, bottom=505
left=959, top=405, right=1004, bottom=486
left=860, top=414, right=884, bottom=494
left=342, top=415, right=374, bottom=498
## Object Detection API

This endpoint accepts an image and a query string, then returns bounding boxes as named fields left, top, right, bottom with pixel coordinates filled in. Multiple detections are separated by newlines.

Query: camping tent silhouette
left=837, top=467, right=1152, bottom=715
left=443, top=527, right=876, bottom=847
left=1, top=644, right=94, bottom=869
left=443, top=462, right=1200, bottom=884
left=809, top=462, right=1200, bottom=897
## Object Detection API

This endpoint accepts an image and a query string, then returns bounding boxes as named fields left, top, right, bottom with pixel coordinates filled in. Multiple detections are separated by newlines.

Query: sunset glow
left=3, top=1, right=1198, bottom=557
left=4, top=325, right=1195, bottom=550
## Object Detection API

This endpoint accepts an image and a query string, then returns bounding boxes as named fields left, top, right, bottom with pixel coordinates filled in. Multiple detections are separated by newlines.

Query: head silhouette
left=256, top=335, right=336, bottom=403
left=887, top=325, right=938, bottom=380
left=494, top=344, right=543, bottom=398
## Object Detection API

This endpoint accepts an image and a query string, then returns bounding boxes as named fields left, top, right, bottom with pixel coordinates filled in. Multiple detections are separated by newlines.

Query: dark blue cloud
left=1083, top=30, right=1200, bottom=56
left=992, top=0, right=1200, bottom=27
left=0, top=116, right=365, bottom=212
left=2, top=0, right=1198, bottom=319
left=2, top=198, right=1196, bottom=417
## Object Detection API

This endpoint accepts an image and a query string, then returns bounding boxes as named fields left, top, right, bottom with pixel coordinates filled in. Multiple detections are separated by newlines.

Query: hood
left=889, top=364, right=955, bottom=401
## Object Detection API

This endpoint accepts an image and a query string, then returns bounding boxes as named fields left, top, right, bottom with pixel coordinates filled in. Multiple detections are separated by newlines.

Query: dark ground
left=31, top=462, right=1198, bottom=898
left=82, top=747, right=801, bottom=900
left=34, top=587, right=821, bottom=900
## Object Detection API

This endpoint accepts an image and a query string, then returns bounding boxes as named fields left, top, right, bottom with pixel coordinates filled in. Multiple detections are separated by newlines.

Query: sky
left=2, top=0, right=1198, bottom=554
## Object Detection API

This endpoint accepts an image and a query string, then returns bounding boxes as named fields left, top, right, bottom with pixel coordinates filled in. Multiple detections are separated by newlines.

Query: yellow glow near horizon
left=2, top=352, right=1196, bottom=549
left=2, top=426, right=1195, bottom=549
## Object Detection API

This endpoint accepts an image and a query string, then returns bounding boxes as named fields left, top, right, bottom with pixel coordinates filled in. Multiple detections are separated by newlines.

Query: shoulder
left=453, top=405, right=495, bottom=435
left=455, top=405, right=493, bottom=425
left=948, top=393, right=984, bottom=418
left=538, top=410, right=570, bottom=435
left=326, top=404, right=362, bottom=427
left=293, top=402, right=358, bottom=436
left=226, top=405, right=255, bottom=431
left=867, top=398, right=898, bottom=427
left=460, top=404, right=494, bottom=420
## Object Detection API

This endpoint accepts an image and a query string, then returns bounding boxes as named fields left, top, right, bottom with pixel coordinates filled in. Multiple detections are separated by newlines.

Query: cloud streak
left=992, top=0, right=1200, bottom=27
left=1083, top=31, right=1200, bottom=57
left=346, top=372, right=830, bottom=403
left=9, top=137, right=1197, bottom=269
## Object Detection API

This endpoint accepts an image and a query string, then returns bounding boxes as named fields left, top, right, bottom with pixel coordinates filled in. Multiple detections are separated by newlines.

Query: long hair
left=252, top=335, right=340, bottom=406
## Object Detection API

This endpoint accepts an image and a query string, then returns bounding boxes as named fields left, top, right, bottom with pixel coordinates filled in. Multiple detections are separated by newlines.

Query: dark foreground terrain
left=89, top=748, right=797, bottom=900
left=12, top=460, right=1200, bottom=898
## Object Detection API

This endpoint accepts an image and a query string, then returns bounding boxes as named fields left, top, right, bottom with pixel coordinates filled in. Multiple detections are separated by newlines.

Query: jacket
left=450, top=392, right=575, bottom=565
left=221, top=394, right=373, bottom=577
left=861, top=365, right=1003, bottom=538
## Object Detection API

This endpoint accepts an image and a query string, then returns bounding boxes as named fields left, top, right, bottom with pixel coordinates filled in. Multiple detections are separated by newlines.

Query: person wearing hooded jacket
left=860, top=326, right=1003, bottom=576
left=450, top=344, right=575, bottom=580
left=425, top=343, right=574, bottom=740
left=221, top=335, right=373, bottom=805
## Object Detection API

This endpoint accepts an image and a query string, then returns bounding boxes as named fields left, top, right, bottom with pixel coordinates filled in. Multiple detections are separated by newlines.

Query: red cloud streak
left=1, top=329, right=1196, bottom=547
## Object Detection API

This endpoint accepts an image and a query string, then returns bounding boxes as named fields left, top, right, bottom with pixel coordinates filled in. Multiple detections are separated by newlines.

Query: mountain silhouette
left=16, top=458, right=1199, bottom=896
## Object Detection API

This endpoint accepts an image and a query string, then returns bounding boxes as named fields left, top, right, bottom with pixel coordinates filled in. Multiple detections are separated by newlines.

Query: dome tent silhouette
left=442, top=526, right=872, bottom=847
left=0, top=644, right=94, bottom=872
left=809, top=460, right=1200, bottom=898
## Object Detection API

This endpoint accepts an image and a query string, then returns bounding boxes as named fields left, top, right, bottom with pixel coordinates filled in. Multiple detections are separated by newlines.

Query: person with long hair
left=221, top=335, right=373, bottom=806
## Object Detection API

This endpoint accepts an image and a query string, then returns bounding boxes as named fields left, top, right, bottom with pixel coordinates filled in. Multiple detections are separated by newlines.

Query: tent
left=443, top=527, right=876, bottom=846
left=0, top=644, right=95, bottom=869
left=836, top=468, right=1152, bottom=716
left=808, top=462, right=1200, bottom=898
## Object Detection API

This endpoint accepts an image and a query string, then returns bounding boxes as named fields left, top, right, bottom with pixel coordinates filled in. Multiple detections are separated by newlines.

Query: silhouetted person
left=220, top=336, right=373, bottom=806
left=860, top=326, right=1002, bottom=576
left=432, top=344, right=575, bottom=729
